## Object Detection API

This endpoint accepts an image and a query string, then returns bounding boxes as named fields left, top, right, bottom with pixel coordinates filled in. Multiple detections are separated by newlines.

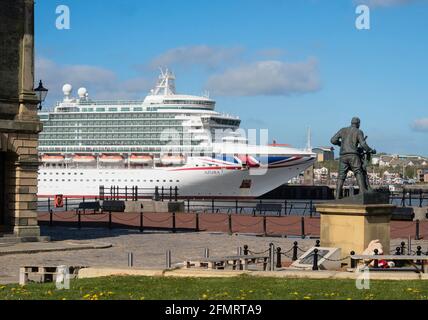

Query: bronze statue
left=331, top=117, right=376, bottom=199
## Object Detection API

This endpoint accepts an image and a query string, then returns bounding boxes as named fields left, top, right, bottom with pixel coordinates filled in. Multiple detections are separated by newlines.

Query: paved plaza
left=1, top=226, right=427, bottom=284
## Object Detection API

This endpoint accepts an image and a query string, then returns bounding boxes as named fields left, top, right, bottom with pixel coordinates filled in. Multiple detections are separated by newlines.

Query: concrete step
left=0, top=235, right=50, bottom=244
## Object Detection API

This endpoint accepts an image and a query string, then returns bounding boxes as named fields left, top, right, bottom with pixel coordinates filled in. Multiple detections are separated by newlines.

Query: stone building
left=0, top=0, right=42, bottom=238
left=312, top=147, right=335, bottom=163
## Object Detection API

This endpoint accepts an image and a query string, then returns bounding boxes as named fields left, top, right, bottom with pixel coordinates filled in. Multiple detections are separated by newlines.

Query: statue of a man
left=330, top=117, right=376, bottom=199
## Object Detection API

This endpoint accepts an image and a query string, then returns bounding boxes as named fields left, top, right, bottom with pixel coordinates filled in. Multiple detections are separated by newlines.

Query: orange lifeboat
left=99, top=154, right=124, bottom=163
left=129, top=154, right=153, bottom=164
left=161, top=154, right=185, bottom=165
left=72, top=154, right=96, bottom=163
left=41, top=154, right=65, bottom=163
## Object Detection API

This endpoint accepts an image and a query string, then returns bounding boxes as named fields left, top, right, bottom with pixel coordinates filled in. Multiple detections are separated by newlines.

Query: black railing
left=37, top=187, right=428, bottom=214
left=99, top=185, right=179, bottom=202
left=389, top=189, right=428, bottom=208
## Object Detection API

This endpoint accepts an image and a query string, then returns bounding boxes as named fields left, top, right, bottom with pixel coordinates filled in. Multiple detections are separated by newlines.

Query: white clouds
left=412, top=118, right=428, bottom=131
left=148, top=45, right=244, bottom=70
left=355, top=0, right=421, bottom=7
left=36, top=46, right=321, bottom=101
left=36, top=58, right=152, bottom=101
left=206, top=59, right=321, bottom=96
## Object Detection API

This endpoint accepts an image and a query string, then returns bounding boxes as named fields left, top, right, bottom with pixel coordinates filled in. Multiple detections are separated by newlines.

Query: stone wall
left=0, top=1, right=24, bottom=117
left=0, top=0, right=41, bottom=238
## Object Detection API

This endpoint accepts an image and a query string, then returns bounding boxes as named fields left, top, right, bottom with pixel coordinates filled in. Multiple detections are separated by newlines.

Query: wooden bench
left=101, top=200, right=125, bottom=213
left=253, top=203, right=282, bottom=216
left=351, top=255, right=428, bottom=273
left=19, top=265, right=87, bottom=285
left=76, top=201, right=100, bottom=214
left=185, top=254, right=269, bottom=271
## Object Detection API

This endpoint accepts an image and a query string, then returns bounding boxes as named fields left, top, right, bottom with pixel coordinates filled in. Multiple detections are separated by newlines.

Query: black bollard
left=416, top=220, right=420, bottom=241
left=395, top=247, right=401, bottom=255
left=172, top=212, right=176, bottom=233
left=228, top=214, right=233, bottom=235
left=312, top=249, right=319, bottom=271
left=301, top=217, right=305, bottom=239
left=212, top=199, right=215, bottom=213
left=78, top=210, right=81, bottom=229
left=140, top=210, right=144, bottom=233
left=292, top=241, right=298, bottom=261
left=195, top=213, right=199, bottom=232
left=276, top=247, right=282, bottom=268
left=243, top=245, right=249, bottom=255
left=315, top=240, right=321, bottom=247
left=49, top=209, right=53, bottom=227
left=417, top=246, right=422, bottom=266
left=374, top=249, right=379, bottom=268
left=401, top=241, right=406, bottom=255
left=263, top=216, right=267, bottom=237
left=350, top=251, right=356, bottom=269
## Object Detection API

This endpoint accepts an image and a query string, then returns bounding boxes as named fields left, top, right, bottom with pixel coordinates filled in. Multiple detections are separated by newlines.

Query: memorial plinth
left=316, top=192, right=394, bottom=258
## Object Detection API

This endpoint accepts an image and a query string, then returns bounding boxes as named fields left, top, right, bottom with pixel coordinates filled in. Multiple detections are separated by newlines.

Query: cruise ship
left=37, top=70, right=316, bottom=199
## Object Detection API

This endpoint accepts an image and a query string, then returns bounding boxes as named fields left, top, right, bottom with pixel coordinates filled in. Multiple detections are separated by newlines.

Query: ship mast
left=152, top=68, right=176, bottom=96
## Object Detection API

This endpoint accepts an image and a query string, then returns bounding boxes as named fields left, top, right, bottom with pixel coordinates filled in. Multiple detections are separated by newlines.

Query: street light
left=34, top=80, right=48, bottom=110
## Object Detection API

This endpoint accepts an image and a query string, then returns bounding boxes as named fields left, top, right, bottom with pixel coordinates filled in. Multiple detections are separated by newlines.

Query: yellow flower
left=303, top=296, right=311, bottom=300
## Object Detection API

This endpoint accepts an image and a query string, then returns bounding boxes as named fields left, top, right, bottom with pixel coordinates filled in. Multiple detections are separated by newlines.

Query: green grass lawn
left=0, top=275, right=427, bottom=300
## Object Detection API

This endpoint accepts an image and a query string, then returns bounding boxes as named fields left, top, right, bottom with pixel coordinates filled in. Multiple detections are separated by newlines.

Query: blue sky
left=35, top=0, right=428, bottom=156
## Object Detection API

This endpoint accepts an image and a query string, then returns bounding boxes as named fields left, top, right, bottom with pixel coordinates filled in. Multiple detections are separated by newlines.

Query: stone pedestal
left=316, top=203, right=395, bottom=258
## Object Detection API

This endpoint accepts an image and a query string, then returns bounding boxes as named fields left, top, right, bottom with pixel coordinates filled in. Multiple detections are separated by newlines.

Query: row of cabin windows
left=42, top=127, right=184, bottom=133
left=49, top=113, right=176, bottom=120
left=39, top=179, right=180, bottom=183
left=39, top=140, right=198, bottom=146
left=43, top=120, right=182, bottom=126
left=40, top=172, right=179, bottom=183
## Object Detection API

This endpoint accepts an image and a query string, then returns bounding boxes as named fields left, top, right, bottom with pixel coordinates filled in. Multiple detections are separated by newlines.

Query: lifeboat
left=72, top=154, right=96, bottom=163
left=99, top=154, right=124, bottom=163
left=129, top=154, right=153, bottom=164
left=160, top=155, right=185, bottom=165
left=41, top=154, right=65, bottom=163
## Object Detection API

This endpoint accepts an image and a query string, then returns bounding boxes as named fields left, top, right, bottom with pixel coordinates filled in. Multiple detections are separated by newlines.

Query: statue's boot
left=336, top=179, right=345, bottom=199
left=356, top=172, right=368, bottom=193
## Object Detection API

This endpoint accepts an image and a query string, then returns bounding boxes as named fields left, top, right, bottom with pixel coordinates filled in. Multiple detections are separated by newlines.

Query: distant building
left=312, top=147, right=335, bottom=162
left=417, top=169, right=428, bottom=183
left=379, top=155, right=394, bottom=167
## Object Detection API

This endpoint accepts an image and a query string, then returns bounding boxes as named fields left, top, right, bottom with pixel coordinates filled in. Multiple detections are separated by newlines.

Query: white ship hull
left=38, top=155, right=315, bottom=198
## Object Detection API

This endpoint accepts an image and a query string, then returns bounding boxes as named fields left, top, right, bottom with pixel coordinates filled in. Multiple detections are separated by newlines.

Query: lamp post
left=34, top=80, right=48, bottom=110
